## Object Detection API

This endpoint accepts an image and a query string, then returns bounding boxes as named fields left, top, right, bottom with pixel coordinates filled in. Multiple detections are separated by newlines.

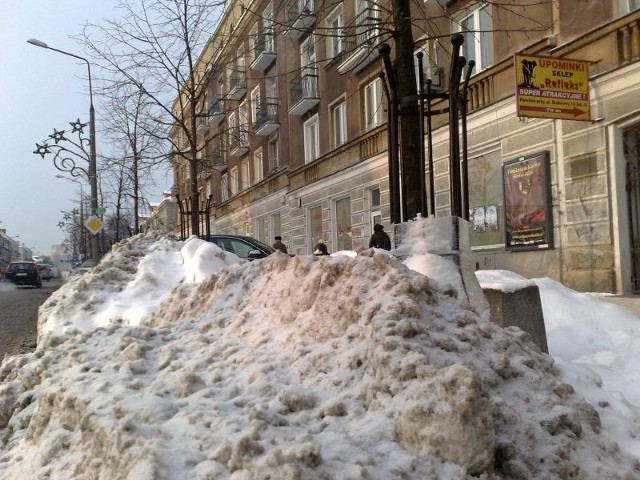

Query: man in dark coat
left=273, top=236, right=288, bottom=254
left=369, top=224, right=391, bottom=250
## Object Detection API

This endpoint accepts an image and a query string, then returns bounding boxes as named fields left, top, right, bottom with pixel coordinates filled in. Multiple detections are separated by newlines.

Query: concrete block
left=483, top=285, right=548, bottom=353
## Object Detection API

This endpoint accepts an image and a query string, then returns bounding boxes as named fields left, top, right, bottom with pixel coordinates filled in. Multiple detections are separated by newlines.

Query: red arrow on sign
left=519, top=105, right=587, bottom=117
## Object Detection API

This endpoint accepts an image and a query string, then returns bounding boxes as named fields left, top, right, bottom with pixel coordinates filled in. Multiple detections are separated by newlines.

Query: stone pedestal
left=482, top=285, right=548, bottom=353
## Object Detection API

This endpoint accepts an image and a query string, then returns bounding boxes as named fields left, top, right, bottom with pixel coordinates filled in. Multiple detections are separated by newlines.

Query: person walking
left=272, top=236, right=288, bottom=254
left=369, top=224, right=391, bottom=250
left=313, top=239, right=330, bottom=256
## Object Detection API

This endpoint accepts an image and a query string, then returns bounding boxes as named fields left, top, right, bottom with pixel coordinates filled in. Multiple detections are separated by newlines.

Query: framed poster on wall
left=503, top=151, right=554, bottom=250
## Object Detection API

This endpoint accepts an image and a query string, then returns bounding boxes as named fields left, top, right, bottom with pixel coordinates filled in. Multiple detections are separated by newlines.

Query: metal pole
left=380, top=44, right=402, bottom=224
left=27, top=39, right=100, bottom=262
left=460, top=60, right=475, bottom=222
left=417, top=52, right=427, bottom=217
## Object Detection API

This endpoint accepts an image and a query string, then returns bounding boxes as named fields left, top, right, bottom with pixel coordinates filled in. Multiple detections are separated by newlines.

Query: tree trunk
left=393, top=0, right=422, bottom=221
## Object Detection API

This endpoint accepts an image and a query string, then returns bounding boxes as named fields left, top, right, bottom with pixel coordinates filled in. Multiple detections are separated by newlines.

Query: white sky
left=0, top=216, right=639, bottom=479
left=0, top=1, right=171, bottom=255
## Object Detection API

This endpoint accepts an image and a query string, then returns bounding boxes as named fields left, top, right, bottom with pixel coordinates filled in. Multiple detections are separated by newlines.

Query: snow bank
left=0, top=230, right=638, bottom=479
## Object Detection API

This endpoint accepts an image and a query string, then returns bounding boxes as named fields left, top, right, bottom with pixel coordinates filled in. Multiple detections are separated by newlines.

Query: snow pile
left=0, top=229, right=639, bottom=478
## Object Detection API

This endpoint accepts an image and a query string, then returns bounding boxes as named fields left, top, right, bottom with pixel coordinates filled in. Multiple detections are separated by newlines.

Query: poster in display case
left=503, top=151, right=554, bottom=250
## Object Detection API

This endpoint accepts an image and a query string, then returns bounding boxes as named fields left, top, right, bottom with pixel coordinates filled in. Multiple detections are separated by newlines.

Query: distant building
left=140, top=191, right=178, bottom=235
left=170, top=2, right=640, bottom=294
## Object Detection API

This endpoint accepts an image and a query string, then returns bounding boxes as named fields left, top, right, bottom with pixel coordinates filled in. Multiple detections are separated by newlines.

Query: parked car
left=200, top=235, right=276, bottom=261
left=4, top=261, right=42, bottom=287
left=37, top=264, right=52, bottom=281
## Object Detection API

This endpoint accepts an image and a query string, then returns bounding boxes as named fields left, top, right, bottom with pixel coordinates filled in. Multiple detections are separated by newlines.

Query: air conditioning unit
left=425, top=65, right=443, bottom=91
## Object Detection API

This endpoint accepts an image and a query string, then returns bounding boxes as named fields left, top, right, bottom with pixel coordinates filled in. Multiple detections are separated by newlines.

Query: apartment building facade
left=171, top=0, right=640, bottom=294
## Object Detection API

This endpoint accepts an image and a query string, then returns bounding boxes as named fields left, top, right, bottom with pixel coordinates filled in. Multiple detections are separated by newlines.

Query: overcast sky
left=0, top=1, right=171, bottom=255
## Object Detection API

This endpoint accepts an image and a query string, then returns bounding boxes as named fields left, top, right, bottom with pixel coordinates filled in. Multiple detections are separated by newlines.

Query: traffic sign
left=84, top=216, right=104, bottom=235
left=515, top=54, right=590, bottom=121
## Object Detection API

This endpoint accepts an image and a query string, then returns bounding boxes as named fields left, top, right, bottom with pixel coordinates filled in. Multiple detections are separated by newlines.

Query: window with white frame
left=304, top=114, right=320, bottom=163
left=230, top=166, right=239, bottom=195
left=248, top=23, right=258, bottom=63
left=363, top=78, right=383, bottom=130
left=253, top=148, right=263, bottom=184
left=255, top=217, right=266, bottom=243
left=271, top=212, right=282, bottom=239
left=221, top=172, right=229, bottom=201
left=217, top=76, right=226, bottom=97
left=619, top=0, right=640, bottom=15
left=330, top=99, right=347, bottom=147
left=237, top=46, right=246, bottom=71
left=251, top=86, right=260, bottom=126
left=268, top=135, right=279, bottom=170
left=228, top=111, right=238, bottom=144
left=370, top=187, right=381, bottom=230
left=239, top=100, right=249, bottom=145
left=264, top=4, right=275, bottom=52
left=454, top=3, right=493, bottom=73
left=241, top=159, right=250, bottom=190
left=326, top=5, right=343, bottom=59
left=335, top=197, right=352, bottom=251
left=301, top=34, right=317, bottom=75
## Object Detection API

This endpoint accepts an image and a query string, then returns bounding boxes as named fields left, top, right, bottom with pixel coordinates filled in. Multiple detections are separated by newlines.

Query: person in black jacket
left=369, top=224, right=391, bottom=250
left=272, top=236, right=288, bottom=254
left=313, top=239, right=330, bottom=255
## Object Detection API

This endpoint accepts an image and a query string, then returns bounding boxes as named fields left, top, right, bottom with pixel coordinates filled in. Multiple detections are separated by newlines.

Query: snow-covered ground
left=0, top=217, right=639, bottom=479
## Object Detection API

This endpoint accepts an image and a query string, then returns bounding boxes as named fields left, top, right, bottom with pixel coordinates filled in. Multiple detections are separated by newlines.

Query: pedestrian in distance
left=272, top=236, right=288, bottom=254
left=369, top=223, right=392, bottom=251
left=313, top=239, right=330, bottom=256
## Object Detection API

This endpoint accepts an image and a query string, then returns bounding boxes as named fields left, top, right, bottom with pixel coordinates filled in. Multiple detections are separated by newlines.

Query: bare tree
left=78, top=0, right=226, bottom=236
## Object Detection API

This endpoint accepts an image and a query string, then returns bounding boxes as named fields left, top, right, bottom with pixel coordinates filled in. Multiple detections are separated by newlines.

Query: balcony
left=208, top=97, right=225, bottom=125
left=337, top=6, right=381, bottom=74
left=284, top=0, right=315, bottom=40
left=289, top=67, right=319, bottom=115
left=254, top=99, right=280, bottom=136
left=196, top=116, right=210, bottom=135
left=250, top=33, right=276, bottom=72
left=228, top=68, right=247, bottom=100
left=229, top=126, right=249, bottom=157
left=203, top=146, right=228, bottom=173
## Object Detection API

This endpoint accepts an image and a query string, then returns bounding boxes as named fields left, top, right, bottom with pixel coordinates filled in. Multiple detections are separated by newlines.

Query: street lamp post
left=56, top=174, right=86, bottom=260
left=27, top=38, right=99, bottom=263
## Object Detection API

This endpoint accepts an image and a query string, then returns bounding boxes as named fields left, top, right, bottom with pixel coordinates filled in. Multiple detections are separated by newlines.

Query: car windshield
left=10, top=263, right=33, bottom=272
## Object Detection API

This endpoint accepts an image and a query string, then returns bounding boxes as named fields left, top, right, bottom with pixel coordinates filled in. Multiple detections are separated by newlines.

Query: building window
left=239, top=100, right=249, bottom=146
left=330, top=99, right=347, bottom=147
left=301, top=34, right=317, bottom=75
left=326, top=5, right=343, bottom=59
left=251, top=85, right=260, bottom=126
left=255, top=217, right=266, bottom=243
left=241, top=159, right=250, bottom=190
left=454, top=3, right=493, bottom=73
left=309, top=205, right=323, bottom=249
left=304, top=114, right=320, bottom=164
left=228, top=111, right=237, bottom=147
left=335, top=197, right=352, bottom=251
left=619, top=0, right=640, bottom=15
left=248, top=23, right=258, bottom=63
left=363, top=78, right=383, bottom=130
left=370, top=187, right=381, bottom=230
left=468, top=150, right=504, bottom=248
left=271, top=212, right=282, bottom=239
left=268, top=135, right=279, bottom=170
left=230, top=166, right=239, bottom=196
left=264, top=4, right=275, bottom=51
left=253, top=148, right=263, bottom=184
left=221, top=173, right=229, bottom=201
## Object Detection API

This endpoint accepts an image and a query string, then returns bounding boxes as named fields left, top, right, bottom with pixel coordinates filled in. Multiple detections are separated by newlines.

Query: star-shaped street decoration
left=33, top=142, right=51, bottom=158
left=48, top=128, right=66, bottom=144
left=69, top=118, right=87, bottom=134
left=57, top=221, right=65, bottom=229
